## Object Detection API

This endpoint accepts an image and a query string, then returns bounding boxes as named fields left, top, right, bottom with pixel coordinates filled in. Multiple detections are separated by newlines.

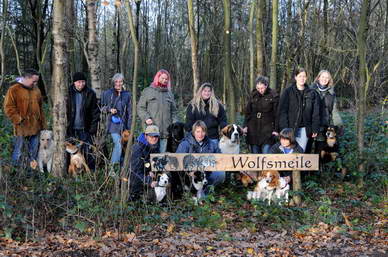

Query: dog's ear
left=167, top=124, right=173, bottom=133
left=220, top=125, right=229, bottom=136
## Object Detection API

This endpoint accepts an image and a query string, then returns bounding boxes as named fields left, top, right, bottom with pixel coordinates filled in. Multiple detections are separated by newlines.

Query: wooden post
left=292, top=170, right=302, bottom=206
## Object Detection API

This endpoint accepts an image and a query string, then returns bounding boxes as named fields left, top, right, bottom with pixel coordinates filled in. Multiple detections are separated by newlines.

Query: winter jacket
left=270, top=142, right=304, bottom=154
left=101, top=88, right=132, bottom=133
left=137, top=85, right=178, bottom=138
left=310, top=83, right=343, bottom=128
left=66, top=84, right=100, bottom=136
left=278, top=83, right=320, bottom=137
left=4, top=82, right=46, bottom=136
left=185, top=100, right=227, bottom=140
left=129, top=133, right=159, bottom=195
left=244, top=88, right=279, bottom=145
left=176, top=133, right=221, bottom=154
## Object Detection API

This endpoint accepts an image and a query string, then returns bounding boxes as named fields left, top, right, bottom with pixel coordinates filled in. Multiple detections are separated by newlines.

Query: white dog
left=38, top=130, right=54, bottom=173
left=154, top=173, right=170, bottom=202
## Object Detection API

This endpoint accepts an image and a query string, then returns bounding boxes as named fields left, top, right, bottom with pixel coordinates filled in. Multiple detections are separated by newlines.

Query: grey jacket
left=137, top=85, right=178, bottom=138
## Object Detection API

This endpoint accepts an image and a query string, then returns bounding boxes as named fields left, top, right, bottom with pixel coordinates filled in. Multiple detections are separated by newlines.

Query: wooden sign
left=150, top=153, right=319, bottom=172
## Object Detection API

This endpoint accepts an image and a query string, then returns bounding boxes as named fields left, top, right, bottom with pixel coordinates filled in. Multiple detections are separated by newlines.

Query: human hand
left=149, top=172, right=155, bottom=178
left=110, top=108, right=117, bottom=114
left=145, top=119, right=153, bottom=125
left=150, top=181, right=158, bottom=188
left=272, top=131, right=279, bottom=136
left=243, top=127, right=248, bottom=134
left=312, top=133, right=318, bottom=138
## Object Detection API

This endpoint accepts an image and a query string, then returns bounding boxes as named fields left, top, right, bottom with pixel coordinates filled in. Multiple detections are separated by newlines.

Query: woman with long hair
left=185, top=83, right=227, bottom=145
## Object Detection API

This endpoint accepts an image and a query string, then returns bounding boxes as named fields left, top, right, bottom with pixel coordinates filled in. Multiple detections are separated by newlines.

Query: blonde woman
left=305, top=70, right=343, bottom=153
left=185, top=83, right=227, bottom=145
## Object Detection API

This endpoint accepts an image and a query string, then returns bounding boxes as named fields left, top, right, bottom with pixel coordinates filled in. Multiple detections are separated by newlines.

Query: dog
left=151, top=172, right=170, bottom=203
left=218, top=124, right=244, bottom=154
left=65, top=141, right=91, bottom=176
left=185, top=170, right=208, bottom=203
left=166, top=122, right=185, bottom=153
left=320, top=126, right=339, bottom=163
left=38, top=130, right=54, bottom=173
left=121, top=129, right=131, bottom=152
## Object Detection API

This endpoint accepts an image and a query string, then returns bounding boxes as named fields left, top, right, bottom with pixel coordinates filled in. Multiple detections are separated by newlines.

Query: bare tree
left=256, top=0, right=265, bottom=76
left=0, top=0, right=8, bottom=87
left=269, top=0, right=278, bottom=89
left=51, top=0, right=69, bottom=177
left=248, top=0, right=256, bottom=90
left=85, top=0, right=101, bottom=97
left=188, top=0, right=200, bottom=94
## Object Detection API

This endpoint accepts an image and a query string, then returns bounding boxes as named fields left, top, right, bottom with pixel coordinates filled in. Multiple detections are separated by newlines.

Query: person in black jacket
left=243, top=76, right=279, bottom=153
left=305, top=70, right=343, bottom=153
left=66, top=72, right=100, bottom=169
left=278, top=68, right=320, bottom=152
left=185, top=83, right=227, bottom=145
left=129, top=125, right=160, bottom=200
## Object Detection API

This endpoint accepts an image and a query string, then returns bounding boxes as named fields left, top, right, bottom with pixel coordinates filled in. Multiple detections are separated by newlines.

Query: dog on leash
left=65, top=141, right=91, bottom=176
left=320, top=126, right=339, bottom=163
left=38, top=130, right=54, bottom=173
left=148, top=172, right=170, bottom=203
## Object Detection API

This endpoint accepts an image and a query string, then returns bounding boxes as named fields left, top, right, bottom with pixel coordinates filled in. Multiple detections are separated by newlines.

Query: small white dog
left=38, top=130, right=54, bottom=173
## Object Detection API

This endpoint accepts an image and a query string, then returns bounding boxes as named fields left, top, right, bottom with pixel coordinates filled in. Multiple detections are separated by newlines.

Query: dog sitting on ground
left=148, top=172, right=170, bottom=203
left=38, top=130, right=54, bottom=173
left=218, top=124, right=244, bottom=154
left=65, top=141, right=91, bottom=176
left=184, top=170, right=208, bottom=203
left=320, top=126, right=339, bottom=163
left=121, top=129, right=131, bottom=150
left=166, top=122, right=185, bottom=153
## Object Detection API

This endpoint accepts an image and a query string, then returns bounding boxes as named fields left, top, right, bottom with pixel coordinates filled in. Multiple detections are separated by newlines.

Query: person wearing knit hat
left=66, top=72, right=100, bottom=170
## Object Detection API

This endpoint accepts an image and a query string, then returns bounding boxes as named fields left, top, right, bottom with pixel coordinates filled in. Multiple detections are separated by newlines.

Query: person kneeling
left=128, top=125, right=160, bottom=201
left=175, top=120, right=225, bottom=199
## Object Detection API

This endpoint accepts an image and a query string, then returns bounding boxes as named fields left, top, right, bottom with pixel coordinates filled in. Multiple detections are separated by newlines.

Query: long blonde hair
left=190, top=83, right=220, bottom=117
left=314, top=70, right=334, bottom=87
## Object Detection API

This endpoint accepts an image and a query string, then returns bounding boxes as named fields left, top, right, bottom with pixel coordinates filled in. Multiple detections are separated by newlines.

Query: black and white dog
left=166, top=122, right=185, bottom=153
left=153, top=172, right=170, bottom=202
left=219, top=124, right=244, bottom=154
left=184, top=170, right=208, bottom=202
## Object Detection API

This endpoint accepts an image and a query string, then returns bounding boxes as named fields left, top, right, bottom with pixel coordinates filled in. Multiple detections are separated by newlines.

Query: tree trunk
left=223, top=0, right=236, bottom=123
left=123, top=0, right=140, bottom=204
left=188, top=0, right=200, bottom=94
left=0, top=0, right=8, bottom=87
left=355, top=0, right=370, bottom=186
left=85, top=0, right=101, bottom=98
left=292, top=170, right=302, bottom=206
left=248, top=0, right=256, bottom=91
left=281, top=0, right=293, bottom=92
left=51, top=0, right=69, bottom=177
left=269, top=0, right=278, bottom=90
left=256, top=0, right=265, bottom=76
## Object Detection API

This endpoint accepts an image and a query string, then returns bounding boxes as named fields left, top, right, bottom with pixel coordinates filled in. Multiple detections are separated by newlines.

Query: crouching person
left=128, top=125, right=160, bottom=201
left=176, top=120, right=225, bottom=197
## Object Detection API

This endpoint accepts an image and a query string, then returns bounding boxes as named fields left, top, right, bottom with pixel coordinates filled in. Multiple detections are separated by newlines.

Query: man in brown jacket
left=4, top=69, right=46, bottom=167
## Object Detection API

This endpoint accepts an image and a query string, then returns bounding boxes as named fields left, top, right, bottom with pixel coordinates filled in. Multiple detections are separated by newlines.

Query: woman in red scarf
left=137, top=69, right=178, bottom=152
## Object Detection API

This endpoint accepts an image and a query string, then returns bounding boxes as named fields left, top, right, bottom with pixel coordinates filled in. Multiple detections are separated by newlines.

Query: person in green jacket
left=137, top=69, right=178, bottom=152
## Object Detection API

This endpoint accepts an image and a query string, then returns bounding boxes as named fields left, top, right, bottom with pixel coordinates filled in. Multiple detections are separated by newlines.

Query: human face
left=193, top=126, right=206, bottom=142
left=201, top=86, right=212, bottom=100
left=295, top=72, right=307, bottom=87
left=23, top=75, right=39, bottom=88
left=158, top=73, right=169, bottom=86
left=318, top=72, right=330, bottom=87
left=74, top=80, right=86, bottom=91
left=146, top=134, right=159, bottom=145
left=114, top=79, right=123, bottom=92
left=280, top=137, right=291, bottom=148
left=256, top=82, right=267, bottom=95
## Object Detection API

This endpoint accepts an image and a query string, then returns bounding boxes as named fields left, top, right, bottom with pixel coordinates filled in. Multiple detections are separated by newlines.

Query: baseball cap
left=145, top=125, right=160, bottom=137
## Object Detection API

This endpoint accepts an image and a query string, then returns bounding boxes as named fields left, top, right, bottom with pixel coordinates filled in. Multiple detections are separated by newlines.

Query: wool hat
left=73, top=72, right=87, bottom=83
left=145, top=125, right=160, bottom=137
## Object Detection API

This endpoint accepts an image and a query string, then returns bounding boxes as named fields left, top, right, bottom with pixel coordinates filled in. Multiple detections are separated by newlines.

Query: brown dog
left=121, top=130, right=131, bottom=149
left=65, top=142, right=91, bottom=176
left=320, top=126, right=339, bottom=162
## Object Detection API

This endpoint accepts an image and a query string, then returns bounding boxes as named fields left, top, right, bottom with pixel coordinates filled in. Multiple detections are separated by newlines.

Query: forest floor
left=0, top=177, right=386, bottom=257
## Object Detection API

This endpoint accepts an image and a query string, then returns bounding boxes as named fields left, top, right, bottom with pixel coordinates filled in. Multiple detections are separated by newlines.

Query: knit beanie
left=73, top=72, right=87, bottom=83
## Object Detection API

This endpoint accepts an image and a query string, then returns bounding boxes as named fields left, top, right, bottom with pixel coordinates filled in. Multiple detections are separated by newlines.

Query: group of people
left=3, top=67, right=342, bottom=200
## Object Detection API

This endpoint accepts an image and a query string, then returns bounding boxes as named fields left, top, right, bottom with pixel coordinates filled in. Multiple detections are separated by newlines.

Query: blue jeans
left=110, top=133, right=122, bottom=164
left=11, top=135, right=39, bottom=166
left=295, top=127, right=308, bottom=152
left=250, top=144, right=271, bottom=154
